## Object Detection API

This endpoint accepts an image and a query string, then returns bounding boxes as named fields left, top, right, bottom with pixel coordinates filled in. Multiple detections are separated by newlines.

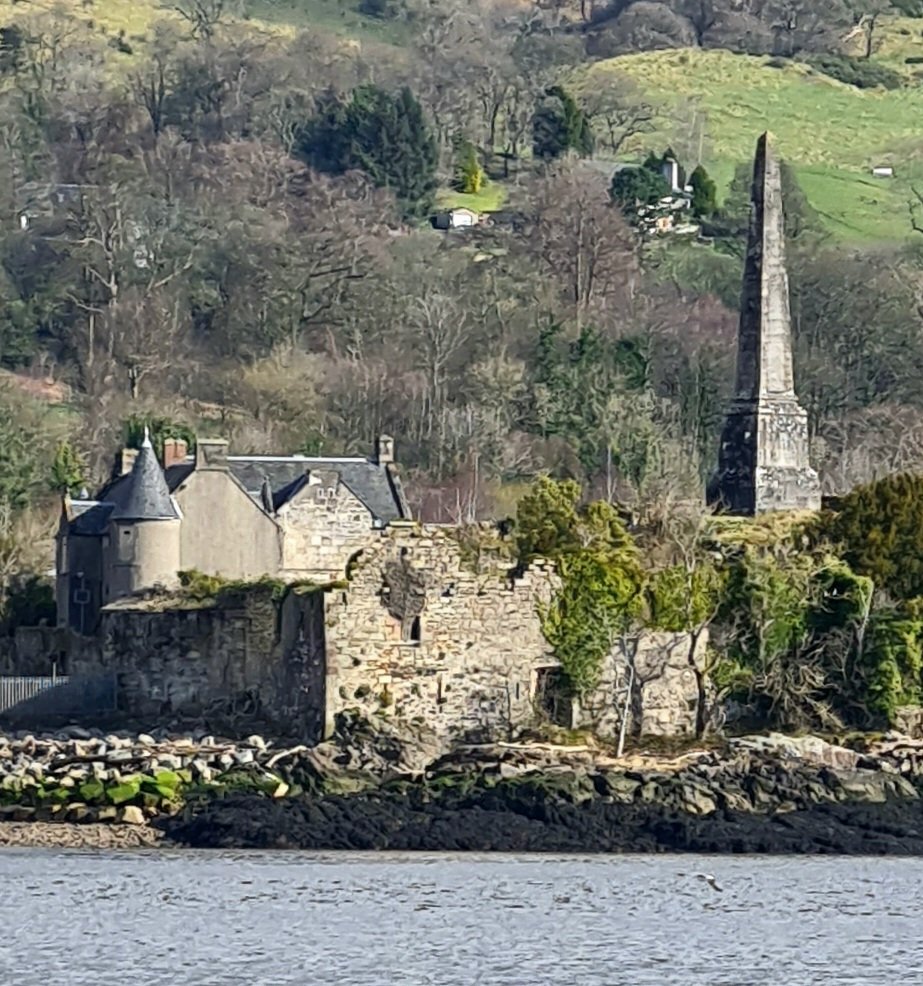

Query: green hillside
left=0, top=0, right=399, bottom=46
left=8, top=1, right=923, bottom=241
left=593, top=41, right=923, bottom=243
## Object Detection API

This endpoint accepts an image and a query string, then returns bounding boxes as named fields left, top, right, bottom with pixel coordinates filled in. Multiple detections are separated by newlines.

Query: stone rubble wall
left=69, top=589, right=326, bottom=738
left=323, top=524, right=559, bottom=742
left=277, top=479, right=378, bottom=582
left=578, top=631, right=707, bottom=738
left=322, top=524, right=706, bottom=742
left=0, top=627, right=65, bottom=676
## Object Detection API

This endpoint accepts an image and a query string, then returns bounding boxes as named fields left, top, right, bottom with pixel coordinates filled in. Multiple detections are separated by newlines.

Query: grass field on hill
left=0, top=0, right=399, bottom=45
left=6, top=1, right=923, bottom=241
left=594, top=39, right=923, bottom=243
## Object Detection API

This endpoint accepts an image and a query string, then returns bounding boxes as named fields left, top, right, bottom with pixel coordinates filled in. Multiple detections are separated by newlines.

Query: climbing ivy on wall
left=520, top=475, right=923, bottom=728
left=517, top=478, right=643, bottom=696
left=540, top=551, right=643, bottom=697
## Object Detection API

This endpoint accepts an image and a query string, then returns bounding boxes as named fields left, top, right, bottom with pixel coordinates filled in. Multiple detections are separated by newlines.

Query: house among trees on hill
left=432, top=206, right=483, bottom=230
left=610, top=150, right=714, bottom=237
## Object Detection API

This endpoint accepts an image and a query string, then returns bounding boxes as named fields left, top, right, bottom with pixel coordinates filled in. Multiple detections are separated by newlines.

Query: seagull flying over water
left=696, top=873, right=723, bottom=893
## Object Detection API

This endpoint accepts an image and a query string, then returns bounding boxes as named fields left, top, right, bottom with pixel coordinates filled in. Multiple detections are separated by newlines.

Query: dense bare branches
left=524, top=165, right=639, bottom=325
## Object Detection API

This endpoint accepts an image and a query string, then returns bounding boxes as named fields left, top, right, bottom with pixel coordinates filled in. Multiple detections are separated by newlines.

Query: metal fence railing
left=0, top=674, right=117, bottom=717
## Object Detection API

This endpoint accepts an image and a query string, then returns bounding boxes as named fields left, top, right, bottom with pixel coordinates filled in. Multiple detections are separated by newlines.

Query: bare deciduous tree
left=173, top=0, right=241, bottom=42
left=577, top=78, right=659, bottom=157
left=525, top=165, right=639, bottom=325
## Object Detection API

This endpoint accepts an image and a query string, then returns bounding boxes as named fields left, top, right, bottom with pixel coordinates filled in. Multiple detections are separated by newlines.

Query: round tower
left=105, top=430, right=181, bottom=603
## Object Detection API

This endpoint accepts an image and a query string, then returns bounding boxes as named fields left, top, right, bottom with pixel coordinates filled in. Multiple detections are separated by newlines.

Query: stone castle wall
left=69, top=588, right=326, bottom=738
left=321, top=524, right=707, bottom=742
left=277, top=477, right=379, bottom=581
left=51, top=523, right=707, bottom=742
left=322, top=524, right=559, bottom=742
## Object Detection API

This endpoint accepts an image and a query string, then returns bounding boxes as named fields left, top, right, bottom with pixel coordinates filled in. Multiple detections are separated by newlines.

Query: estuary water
left=1, top=850, right=921, bottom=986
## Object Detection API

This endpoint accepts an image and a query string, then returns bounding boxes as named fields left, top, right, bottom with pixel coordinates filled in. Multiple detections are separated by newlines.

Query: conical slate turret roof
left=110, top=431, right=180, bottom=521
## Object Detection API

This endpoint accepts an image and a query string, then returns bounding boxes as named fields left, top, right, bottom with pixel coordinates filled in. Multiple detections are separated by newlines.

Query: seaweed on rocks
left=164, top=784, right=923, bottom=855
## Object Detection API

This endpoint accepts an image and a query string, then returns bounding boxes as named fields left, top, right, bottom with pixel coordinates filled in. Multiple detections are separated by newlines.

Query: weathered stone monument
left=709, top=132, right=821, bottom=515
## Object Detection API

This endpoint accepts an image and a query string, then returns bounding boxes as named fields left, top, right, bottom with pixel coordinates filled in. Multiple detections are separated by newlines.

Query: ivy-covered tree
left=822, top=472, right=923, bottom=600
left=516, top=477, right=643, bottom=696
left=688, top=164, right=718, bottom=217
left=532, top=86, right=594, bottom=160
left=541, top=549, right=644, bottom=697
left=298, top=85, right=438, bottom=219
left=516, top=475, right=636, bottom=563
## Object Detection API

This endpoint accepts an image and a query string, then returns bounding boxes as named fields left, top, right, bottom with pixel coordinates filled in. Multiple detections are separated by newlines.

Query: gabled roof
left=224, top=456, right=406, bottom=523
left=86, top=451, right=407, bottom=530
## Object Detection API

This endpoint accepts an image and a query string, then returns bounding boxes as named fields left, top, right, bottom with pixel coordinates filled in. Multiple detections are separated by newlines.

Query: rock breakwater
left=0, top=726, right=295, bottom=826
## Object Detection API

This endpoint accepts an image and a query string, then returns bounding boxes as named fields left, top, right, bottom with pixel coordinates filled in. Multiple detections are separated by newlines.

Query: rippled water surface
left=2, top=849, right=922, bottom=985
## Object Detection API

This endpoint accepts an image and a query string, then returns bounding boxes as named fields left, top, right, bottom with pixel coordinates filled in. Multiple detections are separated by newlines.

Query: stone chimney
left=116, top=448, right=139, bottom=477
left=375, top=434, right=395, bottom=465
left=162, top=437, right=189, bottom=469
left=195, top=438, right=229, bottom=472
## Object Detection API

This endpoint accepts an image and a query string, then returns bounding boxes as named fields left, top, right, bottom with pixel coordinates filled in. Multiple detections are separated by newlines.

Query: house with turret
left=56, top=432, right=408, bottom=633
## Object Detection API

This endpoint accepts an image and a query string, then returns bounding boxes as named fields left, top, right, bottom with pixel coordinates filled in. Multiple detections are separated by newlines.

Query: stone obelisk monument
left=709, top=132, right=820, bottom=515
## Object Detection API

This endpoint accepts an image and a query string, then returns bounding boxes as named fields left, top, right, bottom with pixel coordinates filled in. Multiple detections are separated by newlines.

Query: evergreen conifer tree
left=688, top=164, right=718, bottom=217
left=299, top=85, right=438, bottom=219
left=532, top=86, right=594, bottom=160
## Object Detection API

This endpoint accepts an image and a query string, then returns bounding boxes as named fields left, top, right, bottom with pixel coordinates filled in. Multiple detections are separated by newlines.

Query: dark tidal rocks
left=166, top=784, right=923, bottom=856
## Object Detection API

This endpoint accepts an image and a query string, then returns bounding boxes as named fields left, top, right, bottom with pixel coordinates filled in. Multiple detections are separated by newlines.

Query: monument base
left=709, top=400, right=821, bottom=516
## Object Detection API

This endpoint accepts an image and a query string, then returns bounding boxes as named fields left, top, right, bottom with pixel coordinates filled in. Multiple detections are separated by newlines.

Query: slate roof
left=68, top=500, right=114, bottom=536
left=74, top=451, right=407, bottom=535
left=110, top=437, right=180, bottom=521
left=225, top=456, right=406, bottom=523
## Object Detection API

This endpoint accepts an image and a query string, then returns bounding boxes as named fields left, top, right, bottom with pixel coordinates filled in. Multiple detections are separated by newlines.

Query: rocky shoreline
left=4, top=718, right=923, bottom=854
left=0, top=821, right=167, bottom=849
left=164, top=732, right=923, bottom=855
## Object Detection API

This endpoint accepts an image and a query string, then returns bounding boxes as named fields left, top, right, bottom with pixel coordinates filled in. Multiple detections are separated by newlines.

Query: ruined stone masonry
left=66, top=524, right=706, bottom=743
left=710, top=132, right=821, bottom=515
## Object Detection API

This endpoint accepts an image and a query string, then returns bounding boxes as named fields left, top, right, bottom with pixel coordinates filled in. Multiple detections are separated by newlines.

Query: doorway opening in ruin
left=533, top=666, right=565, bottom=724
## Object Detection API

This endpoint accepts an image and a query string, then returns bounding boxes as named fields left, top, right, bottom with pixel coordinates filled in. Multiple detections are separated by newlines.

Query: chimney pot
left=162, top=437, right=189, bottom=469
left=375, top=434, right=395, bottom=465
